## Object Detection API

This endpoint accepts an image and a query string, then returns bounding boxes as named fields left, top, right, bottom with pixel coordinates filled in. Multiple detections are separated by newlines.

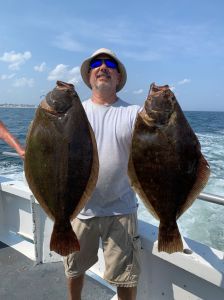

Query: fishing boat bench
left=0, top=176, right=224, bottom=300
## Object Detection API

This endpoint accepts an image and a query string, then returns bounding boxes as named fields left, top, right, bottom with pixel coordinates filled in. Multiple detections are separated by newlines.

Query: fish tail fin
left=158, top=221, right=183, bottom=253
left=50, top=221, right=80, bottom=256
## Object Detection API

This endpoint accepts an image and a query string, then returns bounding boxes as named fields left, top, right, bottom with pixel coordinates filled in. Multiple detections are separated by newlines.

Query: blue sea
left=0, top=108, right=223, bottom=251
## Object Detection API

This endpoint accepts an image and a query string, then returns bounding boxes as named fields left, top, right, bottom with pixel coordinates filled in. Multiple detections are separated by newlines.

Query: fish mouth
left=149, top=83, right=170, bottom=95
left=148, top=83, right=174, bottom=112
left=40, top=99, right=71, bottom=116
left=44, top=89, right=73, bottom=114
left=40, top=81, right=76, bottom=114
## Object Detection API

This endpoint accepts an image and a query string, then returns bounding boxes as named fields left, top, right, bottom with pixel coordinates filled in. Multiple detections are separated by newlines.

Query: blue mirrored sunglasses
left=89, top=58, right=118, bottom=70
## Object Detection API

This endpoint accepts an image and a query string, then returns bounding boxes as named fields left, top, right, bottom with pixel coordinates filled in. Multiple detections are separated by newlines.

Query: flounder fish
left=24, top=81, right=99, bottom=256
left=128, top=83, right=210, bottom=253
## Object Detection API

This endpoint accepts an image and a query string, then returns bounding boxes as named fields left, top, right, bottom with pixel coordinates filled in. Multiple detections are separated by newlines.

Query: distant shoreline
left=0, top=104, right=37, bottom=108
left=0, top=105, right=223, bottom=112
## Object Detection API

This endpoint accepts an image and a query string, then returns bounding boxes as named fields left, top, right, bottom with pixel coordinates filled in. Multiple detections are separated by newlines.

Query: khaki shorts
left=63, top=213, right=141, bottom=287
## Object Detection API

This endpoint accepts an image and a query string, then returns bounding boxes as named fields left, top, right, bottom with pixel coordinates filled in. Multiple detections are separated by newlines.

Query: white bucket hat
left=80, top=48, right=127, bottom=92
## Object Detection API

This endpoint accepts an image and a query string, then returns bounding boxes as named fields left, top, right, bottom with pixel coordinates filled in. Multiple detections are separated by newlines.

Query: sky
left=0, top=0, right=224, bottom=111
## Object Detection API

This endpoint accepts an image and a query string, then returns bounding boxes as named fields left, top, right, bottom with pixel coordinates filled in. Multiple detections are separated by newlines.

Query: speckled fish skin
left=24, top=81, right=99, bottom=256
left=128, top=83, right=210, bottom=253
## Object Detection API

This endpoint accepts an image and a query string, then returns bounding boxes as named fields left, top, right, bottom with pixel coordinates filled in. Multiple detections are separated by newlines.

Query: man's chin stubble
left=95, top=83, right=111, bottom=92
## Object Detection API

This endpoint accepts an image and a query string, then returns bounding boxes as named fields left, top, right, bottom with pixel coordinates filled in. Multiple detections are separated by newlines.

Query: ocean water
left=0, top=108, right=34, bottom=180
left=0, top=108, right=223, bottom=251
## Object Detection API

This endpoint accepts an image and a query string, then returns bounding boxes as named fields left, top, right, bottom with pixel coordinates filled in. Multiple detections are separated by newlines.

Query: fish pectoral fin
left=176, top=155, right=210, bottom=219
left=158, top=221, right=183, bottom=254
left=50, top=220, right=80, bottom=256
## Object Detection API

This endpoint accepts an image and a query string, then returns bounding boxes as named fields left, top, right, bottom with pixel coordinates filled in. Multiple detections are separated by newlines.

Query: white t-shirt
left=78, top=98, right=141, bottom=219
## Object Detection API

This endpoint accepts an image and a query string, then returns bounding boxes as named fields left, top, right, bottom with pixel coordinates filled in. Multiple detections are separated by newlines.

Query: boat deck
left=0, top=241, right=116, bottom=300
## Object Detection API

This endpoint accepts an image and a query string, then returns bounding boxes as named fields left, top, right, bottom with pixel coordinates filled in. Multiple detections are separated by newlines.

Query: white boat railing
left=198, top=192, right=224, bottom=206
left=0, top=177, right=224, bottom=300
left=1, top=151, right=21, bottom=157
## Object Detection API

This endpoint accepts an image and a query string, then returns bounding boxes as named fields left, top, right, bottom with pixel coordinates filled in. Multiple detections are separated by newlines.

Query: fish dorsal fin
left=70, top=122, right=99, bottom=219
left=176, top=154, right=210, bottom=219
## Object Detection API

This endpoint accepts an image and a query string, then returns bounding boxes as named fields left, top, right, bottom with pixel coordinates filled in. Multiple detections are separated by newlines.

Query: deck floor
left=0, top=241, right=115, bottom=300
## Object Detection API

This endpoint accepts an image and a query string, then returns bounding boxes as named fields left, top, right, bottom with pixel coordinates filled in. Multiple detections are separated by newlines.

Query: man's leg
left=67, top=274, right=85, bottom=300
left=117, top=286, right=137, bottom=300
left=101, top=214, right=140, bottom=299
left=63, top=218, right=100, bottom=299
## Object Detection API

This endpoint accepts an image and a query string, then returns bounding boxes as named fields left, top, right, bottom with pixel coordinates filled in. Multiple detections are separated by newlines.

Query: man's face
left=88, top=55, right=121, bottom=93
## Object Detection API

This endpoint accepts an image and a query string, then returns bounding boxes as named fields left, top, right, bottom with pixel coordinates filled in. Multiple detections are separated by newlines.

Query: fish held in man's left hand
left=128, top=83, right=210, bottom=254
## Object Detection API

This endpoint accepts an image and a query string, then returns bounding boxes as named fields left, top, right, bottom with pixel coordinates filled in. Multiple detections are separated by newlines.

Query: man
left=0, top=121, right=25, bottom=158
left=64, top=48, right=141, bottom=300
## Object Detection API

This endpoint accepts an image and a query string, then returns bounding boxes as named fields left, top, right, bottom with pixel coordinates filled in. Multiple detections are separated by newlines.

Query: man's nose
left=99, top=61, right=108, bottom=70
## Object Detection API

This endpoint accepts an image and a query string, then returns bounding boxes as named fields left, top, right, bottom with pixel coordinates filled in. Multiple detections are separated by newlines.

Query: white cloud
left=48, top=64, right=81, bottom=84
left=13, top=77, right=34, bottom=87
left=1, top=73, right=16, bottom=80
left=0, top=51, right=32, bottom=70
left=170, top=78, right=191, bottom=91
left=34, top=62, right=46, bottom=72
left=178, top=78, right=191, bottom=85
left=133, top=89, right=144, bottom=94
